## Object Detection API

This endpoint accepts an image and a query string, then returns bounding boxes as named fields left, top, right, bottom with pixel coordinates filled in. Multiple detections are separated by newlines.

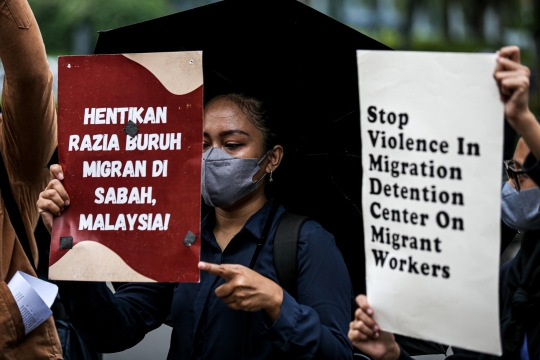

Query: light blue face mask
left=501, top=181, right=540, bottom=232
left=202, top=148, right=269, bottom=208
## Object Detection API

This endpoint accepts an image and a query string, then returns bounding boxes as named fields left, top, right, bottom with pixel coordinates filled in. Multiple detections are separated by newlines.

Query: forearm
left=58, top=281, right=173, bottom=353
left=0, top=281, right=25, bottom=346
left=510, top=110, right=540, bottom=160
left=0, top=0, right=56, bottom=181
left=0, top=280, right=63, bottom=358
left=59, top=281, right=138, bottom=352
left=315, top=312, right=355, bottom=359
left=269, top=222, right=354, bottom=358
left=262, top=292, right=353, bottom=359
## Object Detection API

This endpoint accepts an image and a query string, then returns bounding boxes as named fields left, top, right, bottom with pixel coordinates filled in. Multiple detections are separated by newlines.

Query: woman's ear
left=265, top=145, right=284, bottom=173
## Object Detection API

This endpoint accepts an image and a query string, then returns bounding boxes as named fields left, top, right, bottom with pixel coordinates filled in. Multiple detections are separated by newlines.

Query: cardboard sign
left=50, top=52, right=203, bottom=282
left=357, top=50, right=503, bottom=355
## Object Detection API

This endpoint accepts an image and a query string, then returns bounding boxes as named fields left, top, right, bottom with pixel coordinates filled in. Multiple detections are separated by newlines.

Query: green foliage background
left=28, top=0, right=540, bottom=115
left=29, top=0, right=170, bottom=55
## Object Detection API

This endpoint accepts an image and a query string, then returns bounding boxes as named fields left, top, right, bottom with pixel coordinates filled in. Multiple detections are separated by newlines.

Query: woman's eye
left=225, top=143, right=242, bottom=149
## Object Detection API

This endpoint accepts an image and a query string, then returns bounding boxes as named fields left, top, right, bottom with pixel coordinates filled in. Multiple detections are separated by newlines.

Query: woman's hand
left=494, top=45, right=540, bottom=159
left=36, top=164, right=70, bottom=233
left=494, top=46, right=537, bottom=133
left=199, top=262, right=283, bottom=322
left=348, top=295, right=400, bottom=360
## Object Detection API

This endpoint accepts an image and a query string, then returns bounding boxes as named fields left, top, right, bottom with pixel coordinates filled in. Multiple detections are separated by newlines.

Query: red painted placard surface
left=51, top=53, right=202, bottom=282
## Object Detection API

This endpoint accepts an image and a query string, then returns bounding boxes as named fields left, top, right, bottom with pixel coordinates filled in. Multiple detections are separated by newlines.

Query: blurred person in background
left=348, top=46, right=540, bottom=360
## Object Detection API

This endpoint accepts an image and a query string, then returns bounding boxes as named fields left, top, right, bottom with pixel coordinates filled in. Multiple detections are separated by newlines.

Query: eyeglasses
left=503, top=160, right=525, bottom=192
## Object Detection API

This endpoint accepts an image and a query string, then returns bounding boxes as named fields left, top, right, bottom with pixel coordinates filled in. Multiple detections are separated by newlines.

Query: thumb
left=49, top=164, right=64, bottom=181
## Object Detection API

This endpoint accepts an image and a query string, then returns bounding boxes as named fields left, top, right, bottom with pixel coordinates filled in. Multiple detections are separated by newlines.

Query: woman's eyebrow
left=219, top=129, right=250, bottom=137
left=203, top=129, right=251, bottom=138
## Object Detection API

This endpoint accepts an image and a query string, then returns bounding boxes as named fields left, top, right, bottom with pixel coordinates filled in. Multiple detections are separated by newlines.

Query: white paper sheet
left=357, top=50, right=503, bottom=355
left=7, top=271, right=58, bottom=335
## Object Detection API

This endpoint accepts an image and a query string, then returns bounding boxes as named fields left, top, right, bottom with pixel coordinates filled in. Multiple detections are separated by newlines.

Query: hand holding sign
left=358, top=50, right=503, bottom=353
left=37, top=165, right=69, bottom=233
left=49, top=52, right=202, bottom=282
left=494, top=46, right=533, bottom=125
left=348, top=295, right=401, bottom=360
left=198, top=261, right=283, bottom=322
left=494, top=46, right=540, bottom=161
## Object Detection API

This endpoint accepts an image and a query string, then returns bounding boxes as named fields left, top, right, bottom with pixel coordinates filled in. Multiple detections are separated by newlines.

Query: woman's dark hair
left=206, top=93, right=278, bottom=151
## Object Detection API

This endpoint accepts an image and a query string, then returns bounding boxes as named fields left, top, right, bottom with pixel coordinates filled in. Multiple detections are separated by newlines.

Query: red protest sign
left=50, top=52, right=203, bottom=282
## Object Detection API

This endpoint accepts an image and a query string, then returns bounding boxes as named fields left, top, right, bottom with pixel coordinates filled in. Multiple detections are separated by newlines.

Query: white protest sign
left=357, top=50, right=503, bottom=355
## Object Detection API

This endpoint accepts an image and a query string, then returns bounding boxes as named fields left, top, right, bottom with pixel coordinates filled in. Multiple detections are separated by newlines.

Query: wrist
left=379, top=342, right=401, bottom=360
left=264, top=285, right=283, bottom=322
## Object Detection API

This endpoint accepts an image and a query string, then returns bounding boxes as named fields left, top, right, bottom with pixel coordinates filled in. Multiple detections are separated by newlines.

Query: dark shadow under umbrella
left=94, top=0, right=446, bottom=355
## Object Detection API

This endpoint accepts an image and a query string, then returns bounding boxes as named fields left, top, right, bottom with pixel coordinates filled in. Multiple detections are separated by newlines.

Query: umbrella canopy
left=94, top=0, right=385, bottom=295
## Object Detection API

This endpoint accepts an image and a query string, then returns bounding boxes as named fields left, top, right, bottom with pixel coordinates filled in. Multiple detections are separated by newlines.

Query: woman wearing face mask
left=37, top=93, right=354, bottom=360
left=501, top=137, right=540, bottom=233
left=348, top=46, right=540, bottom=360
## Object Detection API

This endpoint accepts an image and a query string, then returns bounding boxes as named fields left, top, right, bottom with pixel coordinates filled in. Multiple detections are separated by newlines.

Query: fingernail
left=198, top=262, right=206, bottom=269
left=374, top=332, right=380, bottom=338
left=58, top=173, right=64, bottom=180
left=367, top=308, right=373, bottom=315
left=65, top=200, right=70, bottom=206
left=373, top=325, right=379, bottom=332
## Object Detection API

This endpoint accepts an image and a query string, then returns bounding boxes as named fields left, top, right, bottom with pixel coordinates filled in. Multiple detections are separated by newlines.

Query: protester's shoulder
left=297, top=218, right=336, bottom=248
left=275, top=208, right=339, bottom=254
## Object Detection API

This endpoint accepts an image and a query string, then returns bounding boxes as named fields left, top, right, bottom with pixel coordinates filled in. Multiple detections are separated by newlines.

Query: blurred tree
left=328, top=0, right=345, bottom=22
left=29, top=0, right=170, bottom=55
left=27, top=0, right=540, bottom=115
left=441, top=0, right=449, bottom=43
left=397, top=0, right=416, bottom=49
left=462, top=0, right=490, bottom=42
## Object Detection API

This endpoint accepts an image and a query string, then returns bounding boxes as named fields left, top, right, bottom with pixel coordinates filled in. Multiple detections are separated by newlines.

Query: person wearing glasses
left=349, top=46, right=540, bottom=360
left=501, top=138, right=540, bottom=232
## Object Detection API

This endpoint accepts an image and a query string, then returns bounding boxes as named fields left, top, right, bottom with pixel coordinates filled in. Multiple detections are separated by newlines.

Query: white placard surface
left=357, top=50, right=503, bottom=355
left=7, top=271, right=58, bottom=335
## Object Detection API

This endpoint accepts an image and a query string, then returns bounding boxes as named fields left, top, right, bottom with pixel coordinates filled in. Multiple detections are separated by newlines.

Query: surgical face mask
left=501, top=181, right=540, bottom=232
left=202, top=147, right=269, bottom=208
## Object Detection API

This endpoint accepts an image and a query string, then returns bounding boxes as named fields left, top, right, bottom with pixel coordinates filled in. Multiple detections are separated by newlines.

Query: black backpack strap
left=0, top=154, right=36, bottom=271
left=273, top=213, right=309, bottom=299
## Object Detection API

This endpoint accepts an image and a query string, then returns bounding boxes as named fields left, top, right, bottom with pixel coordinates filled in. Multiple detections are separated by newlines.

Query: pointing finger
left=198, top=262, right=237, bottom=281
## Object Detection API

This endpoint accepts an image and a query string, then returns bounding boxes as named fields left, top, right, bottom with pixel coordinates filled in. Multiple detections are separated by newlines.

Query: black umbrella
left=94, top=1, right=445, bottom=354
left=95, top=0, right=379, bottom=292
